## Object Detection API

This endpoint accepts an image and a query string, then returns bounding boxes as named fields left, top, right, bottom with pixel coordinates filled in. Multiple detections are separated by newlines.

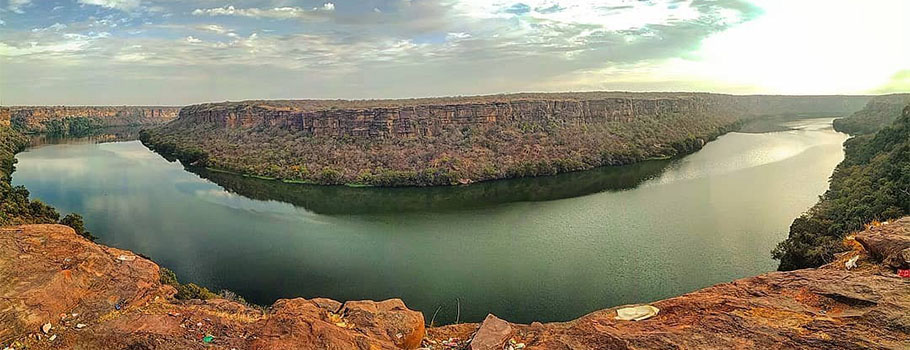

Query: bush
left=159, top=267, right=217, bottom=300
left=60, top=213, right=97, bottom=241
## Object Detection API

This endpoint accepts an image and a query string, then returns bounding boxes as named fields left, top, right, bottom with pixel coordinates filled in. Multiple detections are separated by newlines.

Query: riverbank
left=2, top=219, right=908, bottom=349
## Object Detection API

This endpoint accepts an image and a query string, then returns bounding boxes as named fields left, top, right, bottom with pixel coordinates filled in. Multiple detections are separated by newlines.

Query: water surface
left=13, top=118, right=847, bottom=324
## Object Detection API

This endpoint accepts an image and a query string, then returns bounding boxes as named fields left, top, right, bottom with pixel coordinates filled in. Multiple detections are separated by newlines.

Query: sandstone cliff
left=2, top=106, right=179, bottom=133
left=142, top=93, right=870, bottom=186
left=2, top=218, right=908, bottom=350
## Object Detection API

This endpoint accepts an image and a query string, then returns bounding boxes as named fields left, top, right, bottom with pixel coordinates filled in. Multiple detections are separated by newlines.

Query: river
left=12, top=117, right=847, bottom=324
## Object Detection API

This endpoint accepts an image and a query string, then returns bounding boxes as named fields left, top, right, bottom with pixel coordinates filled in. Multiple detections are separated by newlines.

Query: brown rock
left=855, top=217, right=910, bottom=268
left=470, top=314, right=514, bottom=350
left=341, top=299, right=426, bottom=349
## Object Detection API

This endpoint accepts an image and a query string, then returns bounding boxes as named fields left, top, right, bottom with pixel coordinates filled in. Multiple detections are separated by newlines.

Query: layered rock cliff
left=173, top=93, right=868, bottom=139
left=2, top=218, right=907, bottom=349
left=141, top=93, right=870, bottom=186
left=2, top=106, right=179, bottom=133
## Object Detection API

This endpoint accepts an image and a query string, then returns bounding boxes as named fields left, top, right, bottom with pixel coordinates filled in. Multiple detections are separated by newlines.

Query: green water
left=12, top=118, right=847, bottom=324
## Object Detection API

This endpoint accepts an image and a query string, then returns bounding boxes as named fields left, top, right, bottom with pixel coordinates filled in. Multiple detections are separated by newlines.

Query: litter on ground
left=845, top=256, right=859, bottom=270
left=615, top=305, right=660, bottom=321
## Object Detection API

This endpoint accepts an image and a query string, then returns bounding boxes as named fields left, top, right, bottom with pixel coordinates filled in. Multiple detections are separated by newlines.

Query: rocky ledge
left=2, top=218, right=908, bottom=350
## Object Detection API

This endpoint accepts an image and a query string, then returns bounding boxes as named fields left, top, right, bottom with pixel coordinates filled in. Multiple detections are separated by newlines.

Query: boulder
left=855, top=217, right=910, bottom=268
left=470, top=314, right=514, bottom=350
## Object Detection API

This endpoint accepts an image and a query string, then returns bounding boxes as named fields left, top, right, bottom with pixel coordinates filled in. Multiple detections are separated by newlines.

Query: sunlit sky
left=0, top=0, right=907, bottom=105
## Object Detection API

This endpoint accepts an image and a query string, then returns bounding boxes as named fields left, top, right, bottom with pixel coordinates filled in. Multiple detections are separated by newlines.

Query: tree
left=60, top=213, right=96, bottom=241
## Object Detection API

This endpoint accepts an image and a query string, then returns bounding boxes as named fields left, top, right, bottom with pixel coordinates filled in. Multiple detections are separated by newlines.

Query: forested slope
left=774, top=105, right=910, bottom=269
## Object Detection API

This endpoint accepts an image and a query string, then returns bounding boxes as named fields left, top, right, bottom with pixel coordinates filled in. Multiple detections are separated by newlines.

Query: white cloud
left=185, top=36, right=202, bottom=43
left=7, top=0, right=31, bottom=13
left=192, top=4, right=335, bottom=19
left=198, top=24, right=229, bottom=34
left=78, top=0, right=142, bottom=11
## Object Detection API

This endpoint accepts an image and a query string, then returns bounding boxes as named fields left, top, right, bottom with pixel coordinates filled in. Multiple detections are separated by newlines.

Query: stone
left=470, top=314, right=513, bottom=350
left=855, top=217, right=910, bottom=269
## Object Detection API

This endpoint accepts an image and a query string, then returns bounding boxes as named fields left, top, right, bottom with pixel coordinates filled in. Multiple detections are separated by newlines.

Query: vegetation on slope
left=0, top=125, right=93, bottom=239
left=141, top=111, right=739, bottom=186
left=773, top=105, right=910, bottom=270
left=832, top=94, right=910, bottom=135
left=39, top=116, right=107, bottom=137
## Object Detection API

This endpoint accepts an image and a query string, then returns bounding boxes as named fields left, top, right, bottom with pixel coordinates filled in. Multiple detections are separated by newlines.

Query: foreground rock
left=0, top=225, right=424, bottom=350
left=2, top=219, right=909, bottom=349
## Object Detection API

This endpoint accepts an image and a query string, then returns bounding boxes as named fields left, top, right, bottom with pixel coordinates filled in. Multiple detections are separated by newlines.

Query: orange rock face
left=0, top=225, right=425, bottom=350
left=1, top=219, right=909, bottom=350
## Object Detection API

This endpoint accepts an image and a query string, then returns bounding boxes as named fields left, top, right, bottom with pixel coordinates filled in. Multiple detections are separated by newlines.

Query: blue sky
left=0, top=0, right=907, bottom=105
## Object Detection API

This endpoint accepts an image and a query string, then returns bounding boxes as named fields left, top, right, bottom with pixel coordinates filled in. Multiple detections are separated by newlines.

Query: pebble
left=49, top=334, right=57, bottom=342
left=41, top=322, right=52, bottom=334
left=76, top=323, right=87, bottom=329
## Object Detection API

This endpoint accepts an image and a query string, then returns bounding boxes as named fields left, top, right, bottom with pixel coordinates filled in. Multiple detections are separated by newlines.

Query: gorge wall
left=2, top=106, right=179, bottom=133
left=173, top=93, right=870, bottom=140
left=143, top=93, right=871, bottom=186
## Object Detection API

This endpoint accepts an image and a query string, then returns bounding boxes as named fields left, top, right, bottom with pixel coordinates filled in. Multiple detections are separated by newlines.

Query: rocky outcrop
left=173, top=93, right=869, bottom=140
left=2, top=106, right=179, bottom=133
left=2, top=218, right=908, bottom=349
left=143, top=93, right=870, bottom=186
left=0, top=225, right=425, bottom=350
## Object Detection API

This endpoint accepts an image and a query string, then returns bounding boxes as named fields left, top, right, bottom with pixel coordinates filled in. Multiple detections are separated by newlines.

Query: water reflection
left=186, top=160, right=672, bottom=215
left=27, top=126, right=143, bottom=147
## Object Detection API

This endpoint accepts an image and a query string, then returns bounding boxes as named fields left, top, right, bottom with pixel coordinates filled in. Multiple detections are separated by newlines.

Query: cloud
left=192, top=4, right=335, bottom=19
left=78, top=0, right=142, bottom=11
left=197, top=24, right=230, bottom=34
left=7, top=0, right=31, bottom=13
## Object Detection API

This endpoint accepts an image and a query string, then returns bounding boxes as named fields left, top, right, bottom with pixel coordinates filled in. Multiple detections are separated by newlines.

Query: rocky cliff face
left=143, top=93, right=870, bottom=186
left=2, top=218, right=908, bottom=349
left=174, top=93, right=869, bottom=140
left=2, top=106, right=179, bottom=133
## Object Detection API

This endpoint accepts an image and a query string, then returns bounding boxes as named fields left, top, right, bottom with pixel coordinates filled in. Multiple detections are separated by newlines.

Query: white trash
left=615, top=305, right=659, bottom=321
left=845, top=255, right=859, bottom=270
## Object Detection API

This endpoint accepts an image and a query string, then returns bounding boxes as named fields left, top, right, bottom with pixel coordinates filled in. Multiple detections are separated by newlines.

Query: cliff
left=2, top=218, right=907, bottom=349
left=833, top=93, right=910, bottom=135
left=141, top=93, right=870, bottom=186
left=2, top=106, right=179, bottom=133
left=172, top=93, right=868, bottom=139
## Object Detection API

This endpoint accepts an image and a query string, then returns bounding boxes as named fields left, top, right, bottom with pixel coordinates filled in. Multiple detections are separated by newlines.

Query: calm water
left=13, top=118, right=847, bottom=324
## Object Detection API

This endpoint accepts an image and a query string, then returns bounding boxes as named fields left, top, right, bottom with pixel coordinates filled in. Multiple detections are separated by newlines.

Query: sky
left=0, top=0, right=907, bottom=105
